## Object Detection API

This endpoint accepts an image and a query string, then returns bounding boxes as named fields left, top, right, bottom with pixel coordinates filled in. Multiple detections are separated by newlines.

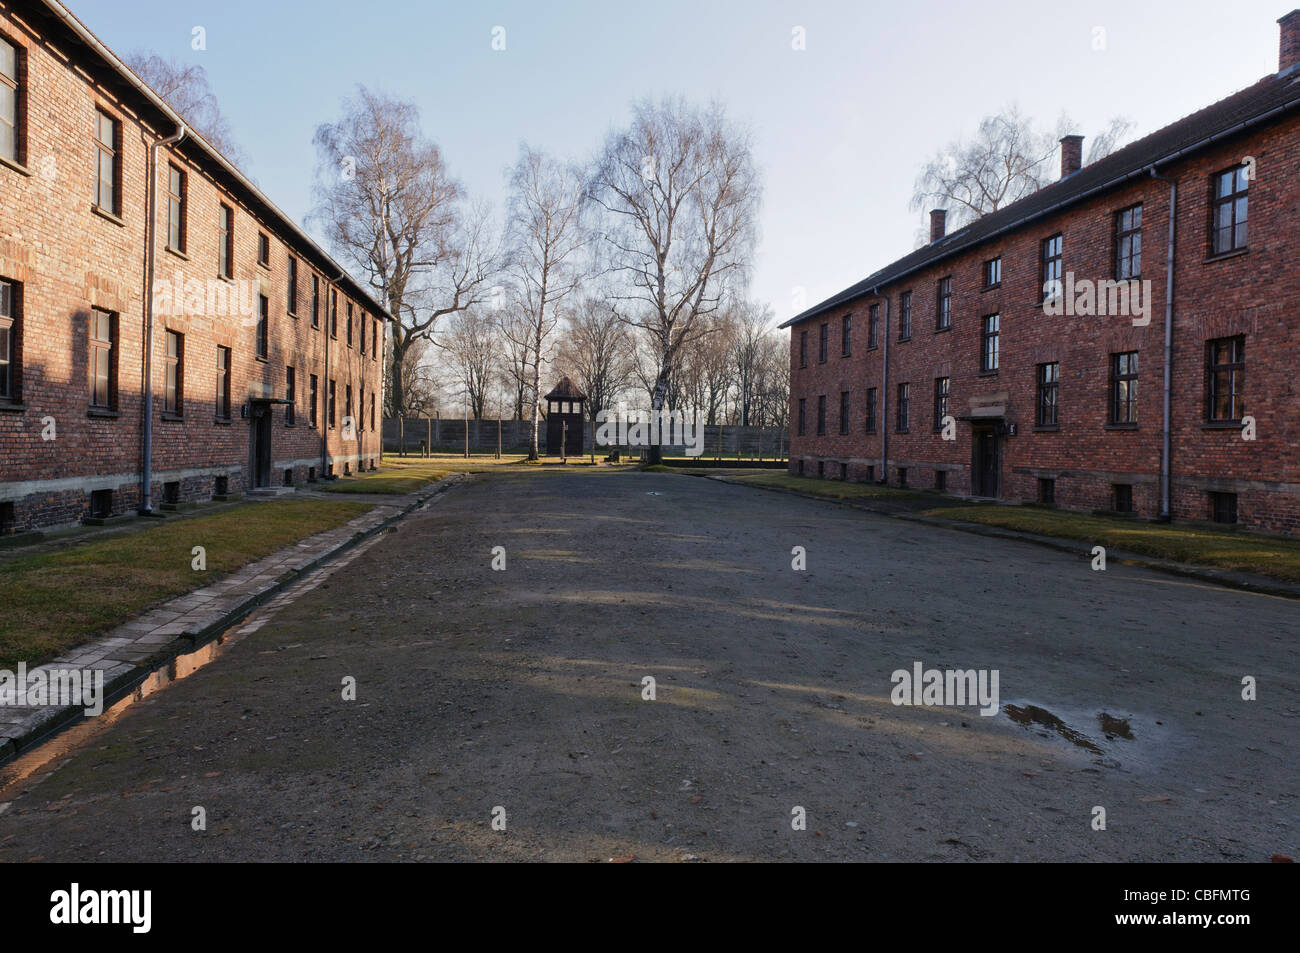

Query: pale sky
left=73, top=0, right=1293, bottom=323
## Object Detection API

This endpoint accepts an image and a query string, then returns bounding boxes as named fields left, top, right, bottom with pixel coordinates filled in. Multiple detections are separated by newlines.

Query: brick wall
left=0, top=3, right=387, bottom=532
left=789, top=109, right=1300, bottom=536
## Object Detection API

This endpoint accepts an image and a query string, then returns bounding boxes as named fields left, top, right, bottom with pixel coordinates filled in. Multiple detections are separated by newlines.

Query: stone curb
left=0, top=473, right=466, bottom=767
left=702, top=473, right=1300, bottom=602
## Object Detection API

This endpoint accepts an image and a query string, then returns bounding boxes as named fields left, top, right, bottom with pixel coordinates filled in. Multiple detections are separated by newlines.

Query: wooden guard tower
left=544, top=377, right=586, bottom=457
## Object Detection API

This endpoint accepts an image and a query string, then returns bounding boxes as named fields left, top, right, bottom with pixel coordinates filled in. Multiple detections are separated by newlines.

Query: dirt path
left=0, top=468, right=1295, bottom=861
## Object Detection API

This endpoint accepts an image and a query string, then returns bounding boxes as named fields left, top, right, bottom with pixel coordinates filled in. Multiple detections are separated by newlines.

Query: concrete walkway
left=0, top=475, right=463, bottom=763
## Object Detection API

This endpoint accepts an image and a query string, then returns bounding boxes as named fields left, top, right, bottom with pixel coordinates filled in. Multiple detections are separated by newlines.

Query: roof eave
left=778, top=86, right=1300, bottom=331
left=35, top=0, right=392, bottom=321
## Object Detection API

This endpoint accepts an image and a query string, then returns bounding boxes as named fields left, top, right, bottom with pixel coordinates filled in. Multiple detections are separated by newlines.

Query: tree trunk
left=647, top=364, right=670, bottom=466
left=528, top=338, right=542, bottom=461
left=528, top=284, right=547, bottom=460
left=388, top=335, right=408, bottom=419
left=529, top=371, right=541, bottom=461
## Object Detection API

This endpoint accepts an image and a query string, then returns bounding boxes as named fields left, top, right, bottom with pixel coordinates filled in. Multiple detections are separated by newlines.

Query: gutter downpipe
left=873, top=287, right=889, bottom=483
left=323, top=272, right=345, bottom=479
left=1148, top=166, right=1176, bottom=522
left=139, top=121, right=187, bottom=515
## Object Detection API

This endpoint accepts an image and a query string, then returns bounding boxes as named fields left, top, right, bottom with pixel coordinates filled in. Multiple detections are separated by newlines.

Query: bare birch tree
left=442, top=308, right=498, bottom=419
left=588, top=97, right=760, bottom=463
left=678, top=313, right=735, bottom=425
left=501, top=145, right=588, bottom=459
left=555, top=296, right=633, bottom=422
left=496, top=303, right=534, bottom=420
left=125, top=52, right=246, bottom=164
left=1086, top=116, right=1136, bottom=164
left=755, top=332, right=790, bottom=430
left=732, top=301, right=776, bottom=427
left=310, top=87, right=499, bottom=418
left=910, top=106, right=1133, bottom=232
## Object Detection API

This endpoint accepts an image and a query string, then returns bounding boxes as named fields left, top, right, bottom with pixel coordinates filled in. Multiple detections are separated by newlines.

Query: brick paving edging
left=700, top=473, right=1300, bottom=601
left=0, top=474, right=466, bottom=766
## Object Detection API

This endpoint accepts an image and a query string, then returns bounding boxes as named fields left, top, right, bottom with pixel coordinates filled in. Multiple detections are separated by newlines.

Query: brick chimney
left=930, top=209, right=947, bottom=243
left=1281, top=10, right=1300, bottom=73
left=1060, top=135, right=1084, bottom=179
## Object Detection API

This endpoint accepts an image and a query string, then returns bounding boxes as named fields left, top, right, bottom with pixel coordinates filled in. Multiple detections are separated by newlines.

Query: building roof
left=27, top=0, right=392, bottom=321
left=781, top=65, right=1300, bottom=329
left=544, top=376, right=587, bottom=401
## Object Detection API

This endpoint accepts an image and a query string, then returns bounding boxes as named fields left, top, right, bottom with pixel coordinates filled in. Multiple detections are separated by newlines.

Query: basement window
left=934, top=470, right=946, bottom=492
left=797, top=460, right=804, bottom=476
left=897, top=467, right=908, bottom=488
left=284, top=468, right=294, bottom=487
left=0, top=501, right=14, bottom=535
left=89, top=489, right=112, bottom=519
left=1112, top=483, right=1133, bottom=514
left=308, top=466, right=316, bottom=482
left=840, top=462, right=849, bottom=481
left=817, top=461, right=825, bottom=479
left=1038, top=478, right=1056, bottom=505
left=163, top=481, right=180, bottom=504
left=214, top=475, right=228, bottom=497
left=1210, top=491, right=1238, bottom=525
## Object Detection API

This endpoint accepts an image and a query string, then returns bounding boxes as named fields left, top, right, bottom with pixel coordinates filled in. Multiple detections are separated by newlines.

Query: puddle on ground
left=1099, top=712, right=1134, bottom=740
left=1002, top=704, right=1140, bottom=754
left=1002, top=703, right=1102, bottom=754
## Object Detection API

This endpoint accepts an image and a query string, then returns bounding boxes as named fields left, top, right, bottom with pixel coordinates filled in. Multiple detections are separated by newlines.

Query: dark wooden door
left=564, top=416, right=584, bottom=456
left=252, top=406, right=272, bottom=488
left=972, top=426, right=1000, bottom=497
left=545, top=413, right=562, bottom=456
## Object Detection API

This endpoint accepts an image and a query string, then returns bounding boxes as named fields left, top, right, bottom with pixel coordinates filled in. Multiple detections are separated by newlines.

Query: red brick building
left=784, top=11, right=1300, bottom=536
left=0, top=0, right=389, bottom=534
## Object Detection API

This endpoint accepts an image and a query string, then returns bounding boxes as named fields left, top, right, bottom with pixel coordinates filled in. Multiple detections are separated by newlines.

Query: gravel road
left=0, top=468, right=1295, bottom=862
